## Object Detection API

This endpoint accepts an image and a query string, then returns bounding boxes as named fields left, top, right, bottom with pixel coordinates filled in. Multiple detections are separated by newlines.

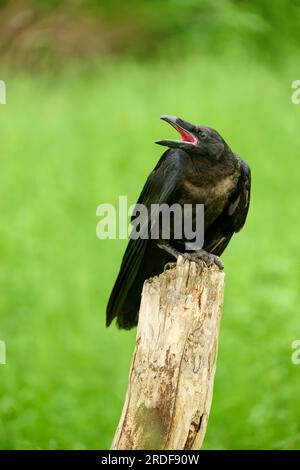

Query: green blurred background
left=0, top=0, right=300, bottom=450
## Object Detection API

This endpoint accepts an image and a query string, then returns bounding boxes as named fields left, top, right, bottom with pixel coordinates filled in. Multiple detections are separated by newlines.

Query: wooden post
left=111, top=255, right=225, bottom=450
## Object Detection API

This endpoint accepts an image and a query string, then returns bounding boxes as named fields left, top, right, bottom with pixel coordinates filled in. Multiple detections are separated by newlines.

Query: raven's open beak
left=155, top=115, right=198, bottom=150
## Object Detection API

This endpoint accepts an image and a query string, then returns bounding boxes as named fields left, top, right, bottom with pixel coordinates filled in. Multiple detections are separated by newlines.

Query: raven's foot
left=183, top=250, right=224, bottom=270
left=158, top=243, right=223, bottom=271
left=164, top=262, right=177, bottom=271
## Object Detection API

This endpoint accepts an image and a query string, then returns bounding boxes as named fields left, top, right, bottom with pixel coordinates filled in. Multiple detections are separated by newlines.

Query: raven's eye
left=199, top=131, right=208, bottom=140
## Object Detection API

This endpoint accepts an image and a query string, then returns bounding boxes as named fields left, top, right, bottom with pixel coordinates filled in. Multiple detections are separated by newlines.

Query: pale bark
left=111, top=255, right=225, bottom=450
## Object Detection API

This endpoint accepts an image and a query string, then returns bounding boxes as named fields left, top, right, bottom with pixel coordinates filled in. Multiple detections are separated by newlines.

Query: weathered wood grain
left=111, top=255, right=225, bottom=450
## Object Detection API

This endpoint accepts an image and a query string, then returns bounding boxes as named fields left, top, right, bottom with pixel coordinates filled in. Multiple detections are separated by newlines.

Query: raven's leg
left=157, top=242, right=180, bottom=271
left=163, top=261, right=177, bottom=271
left=158, top=242, right=224, bottom=270
left=191, top=249, right=224, bottom=270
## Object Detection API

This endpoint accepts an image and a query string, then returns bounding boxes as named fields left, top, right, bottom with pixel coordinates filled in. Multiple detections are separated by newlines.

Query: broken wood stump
left=111, top=255, right=225, bottom=450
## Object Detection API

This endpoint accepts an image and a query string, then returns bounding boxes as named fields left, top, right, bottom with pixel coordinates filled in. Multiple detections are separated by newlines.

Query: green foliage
left=28, top=0, right=300, bottom=50
left=1, top=0, right=299, bottom=64
left=0, top=51, right=299, bottom=449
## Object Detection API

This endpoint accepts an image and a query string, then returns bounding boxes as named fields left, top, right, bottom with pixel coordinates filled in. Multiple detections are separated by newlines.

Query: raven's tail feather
left=106, top=240, right=172, bottom=329
left=106, top=238, right=147, bottom=329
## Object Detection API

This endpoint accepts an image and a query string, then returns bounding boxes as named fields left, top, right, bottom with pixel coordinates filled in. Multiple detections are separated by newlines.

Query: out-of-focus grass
left=0, top=54, right=299, bottom=449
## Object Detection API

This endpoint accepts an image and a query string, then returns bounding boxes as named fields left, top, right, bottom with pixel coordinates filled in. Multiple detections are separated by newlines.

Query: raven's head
left=156, top=115, right=227, bottom=158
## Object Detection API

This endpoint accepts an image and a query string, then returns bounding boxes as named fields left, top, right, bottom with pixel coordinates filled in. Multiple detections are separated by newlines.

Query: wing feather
left=205, top=158, right=251, bottom=256
left=106, top=150, right=181, bottom=327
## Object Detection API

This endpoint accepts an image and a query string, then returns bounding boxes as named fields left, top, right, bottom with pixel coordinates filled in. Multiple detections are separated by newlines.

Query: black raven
left=106, top=115, right=251, bottom=329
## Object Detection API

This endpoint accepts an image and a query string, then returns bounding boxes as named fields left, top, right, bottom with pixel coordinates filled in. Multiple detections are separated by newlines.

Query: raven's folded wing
left=205, top=158, right=251, bottom=256
left=106, top=150, right=181, bottom=327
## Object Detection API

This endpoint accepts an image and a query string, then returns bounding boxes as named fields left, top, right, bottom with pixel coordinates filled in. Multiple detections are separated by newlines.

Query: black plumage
left=106, top=116, right=251, bottom=329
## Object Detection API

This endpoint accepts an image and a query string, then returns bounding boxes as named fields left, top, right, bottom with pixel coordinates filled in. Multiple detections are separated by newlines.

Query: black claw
left=164, top=262, right=176, bottom=271
left=181, top=253, right=204, bottom=270
left=183, top=250, right=223, bottom=270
